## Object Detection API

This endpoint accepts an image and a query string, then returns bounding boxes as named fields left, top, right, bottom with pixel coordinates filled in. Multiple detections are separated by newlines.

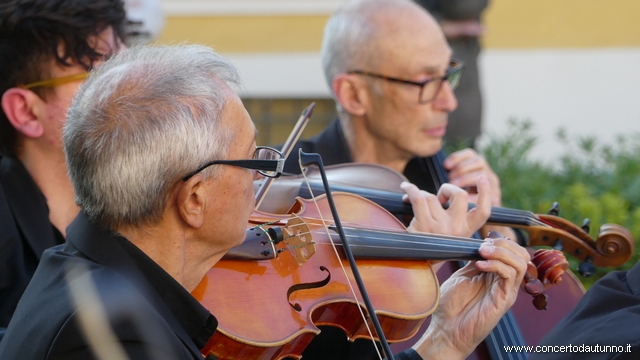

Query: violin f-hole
left=287, top=266, right=331, bottom=312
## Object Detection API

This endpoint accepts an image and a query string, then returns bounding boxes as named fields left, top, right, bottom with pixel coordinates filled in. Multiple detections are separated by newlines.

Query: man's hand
left=411, top=234, right=530, bottom=360
left=444, top=148, right=501, bottom=207
left=400, top=175, right=491, bottom=238
left=444, top=148, right=517, bottom=240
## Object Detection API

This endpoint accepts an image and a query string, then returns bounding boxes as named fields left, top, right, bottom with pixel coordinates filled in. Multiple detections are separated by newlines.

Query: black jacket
left=282, top=119, right=443, bottom=195
left=0, top=155, right=64, bottom=340
left=529, top=262, right=640, bottom=360
left=0, top=212, right=217, bottom=360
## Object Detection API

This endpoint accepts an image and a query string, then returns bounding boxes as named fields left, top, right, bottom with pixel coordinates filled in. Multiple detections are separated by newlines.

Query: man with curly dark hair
left=0, top=0, right=127, bottom=339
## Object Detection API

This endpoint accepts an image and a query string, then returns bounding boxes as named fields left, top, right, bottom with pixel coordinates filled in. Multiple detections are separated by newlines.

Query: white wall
left=161, top=0, right=343, bottom=15
left=479, top=48, right=640, bottom=164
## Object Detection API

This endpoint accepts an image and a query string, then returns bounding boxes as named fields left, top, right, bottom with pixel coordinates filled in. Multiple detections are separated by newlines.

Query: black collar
left=66, top=212, right=217, bottom=351
left=627, top=261, right=640, bottom=296
left=309, top=118, right=354, bottom=166
left=282, top=118, right=441, bottom=194
left=0, top=155, right=63, bottom=258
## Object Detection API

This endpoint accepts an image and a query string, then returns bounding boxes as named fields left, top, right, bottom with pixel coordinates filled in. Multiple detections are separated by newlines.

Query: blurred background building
left=151, top=0, right=640, bottom=163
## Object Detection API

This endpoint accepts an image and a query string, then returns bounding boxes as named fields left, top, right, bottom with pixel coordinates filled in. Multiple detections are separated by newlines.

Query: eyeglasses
left=182, top=146, right=285, bottom=181
left=20, top=72, right=90, bottom=90
left=348, top=60, right=464, bottom=104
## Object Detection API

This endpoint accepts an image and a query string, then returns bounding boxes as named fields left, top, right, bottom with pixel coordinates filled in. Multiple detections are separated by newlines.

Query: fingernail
left=480, top=240, right=494, bottom=253
left=487, top=230, right=503, bottom=238
left=478, top=174, right=489, bottom=184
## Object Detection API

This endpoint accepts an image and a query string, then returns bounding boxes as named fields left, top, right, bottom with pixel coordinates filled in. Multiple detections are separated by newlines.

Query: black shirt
left=282, top=119, right=442, bottom=194
left=529, top=262, right=640, bottom=360
left=0, top=155, right=64, bottom=340
left=0, top=211, right=217, bottom=359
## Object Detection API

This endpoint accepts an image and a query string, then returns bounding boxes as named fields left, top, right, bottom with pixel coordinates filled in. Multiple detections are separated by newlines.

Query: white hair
left=64, top=45, right=240, bottom=229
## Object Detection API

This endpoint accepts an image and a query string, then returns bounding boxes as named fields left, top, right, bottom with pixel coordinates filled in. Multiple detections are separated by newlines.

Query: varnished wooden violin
left=193, top=193, right=568, bottom=360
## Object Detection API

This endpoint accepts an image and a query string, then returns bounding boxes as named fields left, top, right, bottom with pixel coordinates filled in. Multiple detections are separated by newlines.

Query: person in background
left=0, top=0, right=127, bottom=339
left=282, top=0, right=509, bottom=240
left=280, top=1, right=521, bottom=359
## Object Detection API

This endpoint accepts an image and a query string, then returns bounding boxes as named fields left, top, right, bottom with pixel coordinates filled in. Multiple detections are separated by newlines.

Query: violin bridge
left=283, top=215, right=316, bottom=266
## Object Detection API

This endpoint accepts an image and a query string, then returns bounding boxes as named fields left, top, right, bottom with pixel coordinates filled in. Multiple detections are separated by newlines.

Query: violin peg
left=552, top=239, right=564, bottom=251
left=533, top=293, right=549, bottom=311
left=547, top=202, right=560, bottom=216
left=578, top=257, right=596, bottom=277
left=531, top=249, right=568, bottom=286
left=581, top=218, right=591, bottom=234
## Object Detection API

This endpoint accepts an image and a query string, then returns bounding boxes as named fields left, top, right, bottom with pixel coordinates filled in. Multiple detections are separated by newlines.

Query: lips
left=424, top=125, right=447, bottom=137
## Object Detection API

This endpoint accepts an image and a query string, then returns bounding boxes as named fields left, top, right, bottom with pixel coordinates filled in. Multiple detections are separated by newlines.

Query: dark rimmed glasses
left=20, top=72, right=91, bottom=90
left=182, top=146, right=285, bottom=181
left=348, top=60, right=464, bottom=104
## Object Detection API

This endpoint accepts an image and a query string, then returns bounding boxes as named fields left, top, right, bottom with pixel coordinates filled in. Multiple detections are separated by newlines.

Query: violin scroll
left=596, top=224, right=634, bottom=263
left=530, top=215, right=635, bottom=268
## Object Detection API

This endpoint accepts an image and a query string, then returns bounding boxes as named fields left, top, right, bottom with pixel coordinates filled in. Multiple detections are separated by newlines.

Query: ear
left=1, top=88, right=45, bottom=138
left=332, top=74, right=368, bottom=117
left=176, top=175, right=207, bottom=229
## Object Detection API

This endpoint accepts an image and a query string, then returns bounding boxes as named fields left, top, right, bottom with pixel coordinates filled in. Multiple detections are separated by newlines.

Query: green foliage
left=476, top=119, right=640, bottom=288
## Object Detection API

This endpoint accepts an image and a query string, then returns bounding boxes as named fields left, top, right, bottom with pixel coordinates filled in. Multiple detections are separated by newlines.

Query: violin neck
left=332, top=226, right=484, bottom=261
left=302, top=182, right=413, bottom=216
left=302, top=182, right=539, bottom=227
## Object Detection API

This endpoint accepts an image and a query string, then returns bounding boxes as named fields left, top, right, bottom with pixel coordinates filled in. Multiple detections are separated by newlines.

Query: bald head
left=321, top=0, right=448, bottom=89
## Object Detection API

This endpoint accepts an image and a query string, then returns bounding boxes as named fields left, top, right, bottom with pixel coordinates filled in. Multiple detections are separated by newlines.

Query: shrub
left=472, top=119, right=640, bottom=288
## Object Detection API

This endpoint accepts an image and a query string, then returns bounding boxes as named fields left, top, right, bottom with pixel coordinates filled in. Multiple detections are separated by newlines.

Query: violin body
left=195, top=194, right=441, bottom=360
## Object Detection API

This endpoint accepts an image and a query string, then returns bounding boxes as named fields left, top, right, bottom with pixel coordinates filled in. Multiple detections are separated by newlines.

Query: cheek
left=44, top=91, right=74, bottom=122
left=231, top=171, right=255, bottom=220
left=42, top=103, right=71, bottom=146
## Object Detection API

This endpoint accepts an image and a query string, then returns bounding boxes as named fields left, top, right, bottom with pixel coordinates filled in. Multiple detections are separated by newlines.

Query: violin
left=254, top=163, right=635, bottom=270
left=194, top=193, right=568, bottom=360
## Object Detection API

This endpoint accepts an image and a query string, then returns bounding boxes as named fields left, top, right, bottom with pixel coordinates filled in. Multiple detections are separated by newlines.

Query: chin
left=414, top=139, right=443, bottom=158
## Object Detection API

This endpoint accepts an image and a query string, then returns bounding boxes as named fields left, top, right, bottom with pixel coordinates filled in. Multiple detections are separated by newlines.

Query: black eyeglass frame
left=348, top=60, right=464, bottom=104
left=182, top=146, right=284, bottom=181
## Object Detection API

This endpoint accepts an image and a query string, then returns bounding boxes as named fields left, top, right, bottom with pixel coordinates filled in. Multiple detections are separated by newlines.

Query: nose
left=432, top=81, right=458, bottom=112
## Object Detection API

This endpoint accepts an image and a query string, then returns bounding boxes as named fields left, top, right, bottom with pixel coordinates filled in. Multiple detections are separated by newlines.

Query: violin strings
left=486, top=311, right=528, bottom=360
left=254, top=213, right=514, bottom=260
left=280, top=224, right=485, bottom=251
left=285, top=228, right=484, bottom=257
left=271, top=215, right=486, bottom=246
left=299, top=160, right=383, bottom=360
left=308, top=177, right=550, bottom=229
left=486, top=208, right=548, bottom=227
